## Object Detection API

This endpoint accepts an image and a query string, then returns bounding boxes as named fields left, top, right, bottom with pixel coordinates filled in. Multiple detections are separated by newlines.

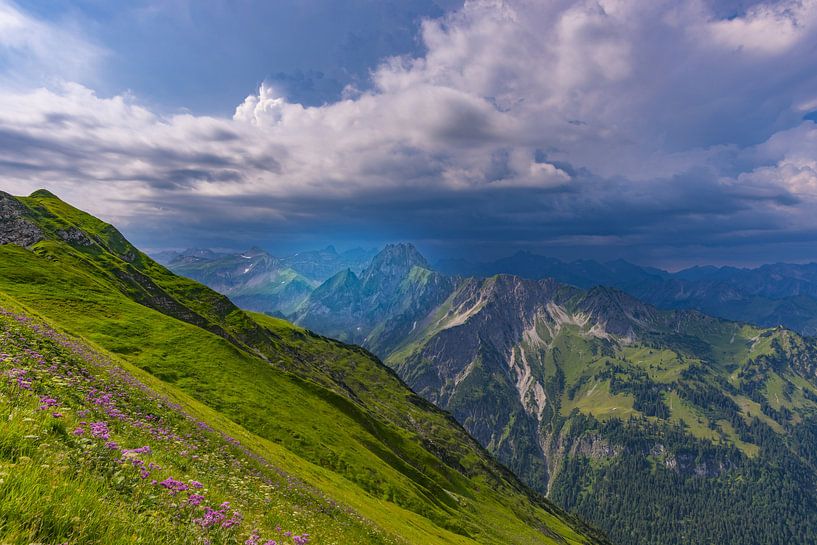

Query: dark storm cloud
left=2, top=0, right=817, bottom=266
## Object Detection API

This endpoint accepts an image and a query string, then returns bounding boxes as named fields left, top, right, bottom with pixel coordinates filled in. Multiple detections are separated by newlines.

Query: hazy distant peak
left=241, top=246, right=270, bottom=258
left=370, top=243, right=429, bottom=269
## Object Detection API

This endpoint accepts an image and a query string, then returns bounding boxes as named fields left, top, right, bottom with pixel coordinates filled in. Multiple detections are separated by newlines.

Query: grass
left=620, top=347, right=693, bottom=383
left=664, top=391, right=720, bottom=443
left=560, top=379, right=636, bottom=421
left=0, top=190, right=608, bottom=545
left=0, top=307, right=374, bottom=545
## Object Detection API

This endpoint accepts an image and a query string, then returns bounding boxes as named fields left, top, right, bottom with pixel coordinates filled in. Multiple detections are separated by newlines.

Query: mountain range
left=0, top=190, right=608, bottom=545
left=291, top=243, right=817, bottom=545
left=159, top=244, right=817, bottom=338
left=438, top=252, right=817, bottom=335
left=158, top=245, right=376, bottom=315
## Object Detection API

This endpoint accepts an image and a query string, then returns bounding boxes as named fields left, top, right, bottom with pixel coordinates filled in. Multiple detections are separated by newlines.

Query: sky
left=1, top=0, right=817, bottom=268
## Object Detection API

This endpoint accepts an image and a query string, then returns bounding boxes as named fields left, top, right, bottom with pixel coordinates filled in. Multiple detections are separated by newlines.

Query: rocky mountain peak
left=368, top=243, right=429, bottom=270
left=360, top=243, right=430, bottom=292
left=321, top=268, right=361, bottom=292
left=0, top=191, right=44, bottom=247
left=576, top=285, right=658, bottom=337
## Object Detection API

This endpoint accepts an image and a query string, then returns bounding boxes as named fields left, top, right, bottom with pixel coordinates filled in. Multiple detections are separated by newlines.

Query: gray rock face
left=570, top=434, right=621, bottom=459
left=0, top=191, right=43, bottom=247
left=57, top=227, right=94, bottom=247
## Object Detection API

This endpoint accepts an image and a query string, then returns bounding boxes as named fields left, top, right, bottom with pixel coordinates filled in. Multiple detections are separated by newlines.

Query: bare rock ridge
left=0, top=190, right=43, bottom=246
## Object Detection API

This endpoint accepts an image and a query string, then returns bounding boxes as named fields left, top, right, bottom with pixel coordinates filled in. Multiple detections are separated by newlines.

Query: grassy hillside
left=0, top=303, right=372, bottom=545
left=0, top=190, right=609, bottom=545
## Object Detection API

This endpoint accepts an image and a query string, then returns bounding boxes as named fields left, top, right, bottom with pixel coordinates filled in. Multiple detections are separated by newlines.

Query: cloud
left=704, top=0, right=817, bottom=54
left=1, top=0, right=817, bottom=265
left=0, top=1, right=103, bottom=87
left=735, top=123, right=817, bottom=199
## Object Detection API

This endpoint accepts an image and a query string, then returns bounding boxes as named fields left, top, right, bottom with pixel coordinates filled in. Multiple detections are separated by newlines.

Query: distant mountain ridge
left=294, top=243, right=456, bottom=349
left=157, top=244, right=376, bottom=315
left=161, top=241, right=817, bottom=336
left=438, top=251, right=817, bottom=335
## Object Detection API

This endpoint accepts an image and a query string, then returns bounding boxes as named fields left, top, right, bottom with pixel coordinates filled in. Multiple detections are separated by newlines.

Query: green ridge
left=0, top=190, right=609, bottom=545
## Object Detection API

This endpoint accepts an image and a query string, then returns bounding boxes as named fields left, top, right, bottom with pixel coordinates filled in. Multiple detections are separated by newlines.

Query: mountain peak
left=577, top=285, right=658, bottom=336
left=179, top=248, right=218, bottom=260
left=29, top=188, right=59, bottom=199
left=241, top=246, right=270, bottom=258
left=357, top=243, right=431, bottom=297
left=326, top=267, right=360, bottom=287
left=371, top=243, right=429, bottom=269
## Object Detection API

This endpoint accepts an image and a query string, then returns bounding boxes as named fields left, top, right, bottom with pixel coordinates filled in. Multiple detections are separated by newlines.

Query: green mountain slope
left=0, top=304, right=375, bottom=545
left=390, top=276, right=817, bottom=545
left=296, top=246, right=817, bottom=545
left=0, top=190, right=609, bottom=545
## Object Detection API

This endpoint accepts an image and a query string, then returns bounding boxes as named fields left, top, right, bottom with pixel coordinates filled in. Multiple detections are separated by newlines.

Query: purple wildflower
left=194, top=506, right=226, bottom=529
left=6, top=368, right=31, bottom=389
left=187, top=494, right=205, bottom=506
left=222, top=510, right=243, bottom=529
left=39, top=396, right=58, bottom=410
left=123, top=445, right=151, bottom=455
left=89, top=421, right=110, bottom=439
left=158, top=477, right=189, bottom=495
